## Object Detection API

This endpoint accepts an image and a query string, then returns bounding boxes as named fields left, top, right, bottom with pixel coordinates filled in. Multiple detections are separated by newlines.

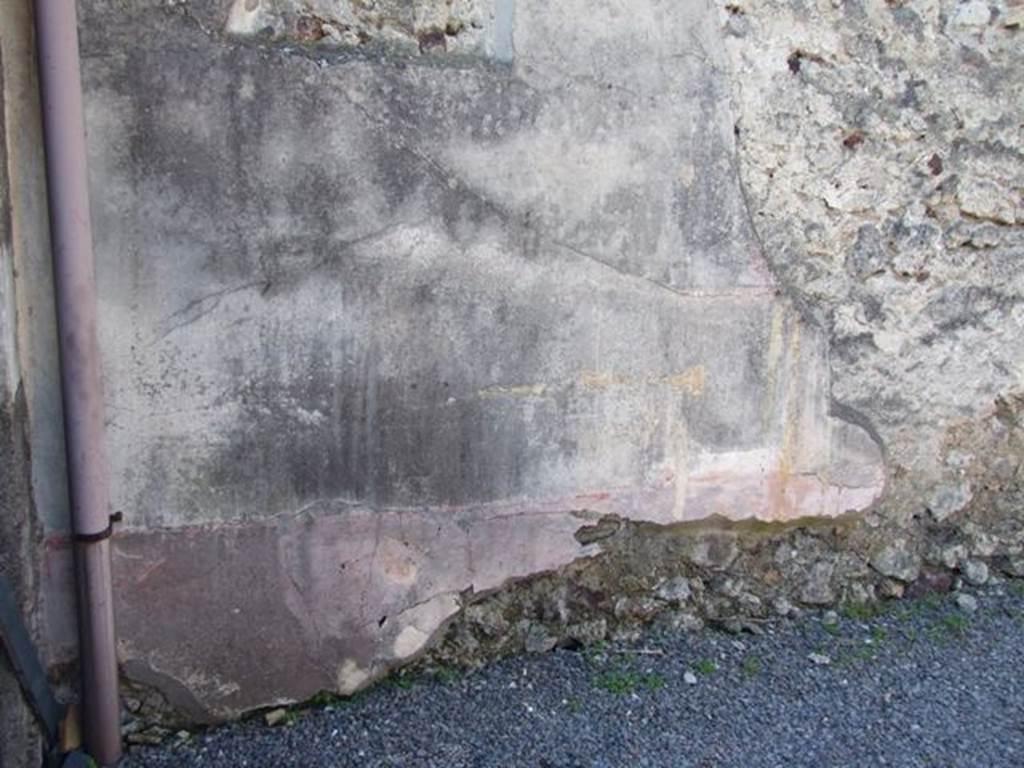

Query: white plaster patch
left=391, top=625, right=429, bottom=658
left=336, top=659, right=372, bottom=696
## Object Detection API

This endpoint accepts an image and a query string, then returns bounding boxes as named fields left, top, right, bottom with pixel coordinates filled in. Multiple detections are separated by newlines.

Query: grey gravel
left=122, top=587, right=1024, bottom=768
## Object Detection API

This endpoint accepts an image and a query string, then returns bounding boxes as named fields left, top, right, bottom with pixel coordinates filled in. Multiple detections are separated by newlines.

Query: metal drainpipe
left=34, top=0, right=122, bottom=764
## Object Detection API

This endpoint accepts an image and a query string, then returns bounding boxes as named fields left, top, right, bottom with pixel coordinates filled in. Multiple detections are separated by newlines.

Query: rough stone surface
left=799, top=560, right=835, bottom=605
left=870, top=541, right=921, bottom=583
left=3, top=0, right=1020, bottom=729
left=955, top=592, right=978, bottom=613
left=963, top=559, right=990, bottom=586
left=223, top=0, right=507, bottom=60
left=720, top=0, right=1024, bottom=525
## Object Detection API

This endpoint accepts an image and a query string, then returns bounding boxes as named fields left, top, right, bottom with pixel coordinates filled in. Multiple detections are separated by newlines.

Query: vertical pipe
left=33, top=0, right=121, bottom=764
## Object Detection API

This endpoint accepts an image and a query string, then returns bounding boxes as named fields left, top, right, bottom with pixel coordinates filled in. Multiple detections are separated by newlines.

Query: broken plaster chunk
left=264, top=708, right=289, bottom=727
left=388, top=592, right=461, bottom=661
left=392, top=625, right=430, bottom=658
left=224, top=0, right=491, bottom=57
left=335, top=659, right=373, bottom=696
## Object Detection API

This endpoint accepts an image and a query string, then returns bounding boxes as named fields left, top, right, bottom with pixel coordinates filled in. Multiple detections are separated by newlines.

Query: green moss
left=741, top=655, right=762, bottom=678
left=593, top=668, right=641, bottom=694
left=641, top=673, right=666, bottom=691
left=840, top=600, right=884, bottom=621
left=693, top=659, right=717, bottom=676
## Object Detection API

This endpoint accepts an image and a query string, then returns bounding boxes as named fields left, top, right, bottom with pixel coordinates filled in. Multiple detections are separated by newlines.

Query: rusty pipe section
left=34, top=0, right=122, bottom=764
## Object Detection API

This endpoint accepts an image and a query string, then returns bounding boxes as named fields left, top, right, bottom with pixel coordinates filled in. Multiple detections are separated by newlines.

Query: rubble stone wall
left=2, top=0, right=1020, bottom=728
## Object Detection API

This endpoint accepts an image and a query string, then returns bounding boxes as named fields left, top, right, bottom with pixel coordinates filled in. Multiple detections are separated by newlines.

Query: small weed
left=920, top=593, right=943, bottom=612
left=693, top=659, right=717, bottom=676
left=871, top=626, right=887, bottom=643
left=388, top=674, right=415, bottom=690
left=593, top=667, right=641, bottom=695
left=1009, top=581, right=1024, bottom=598
left=840, top=601, right=881, bottom=622
left=641, top=673, right=666, bottom=692
left=583, top=641, right=609, bottom=666
left=433, top=664, right=462, bottom=685
left=741, top=655, right=762, bottom=679
left=925, top=614, right=969, bottom=645
left=836, top=646, right=876, bottom=667
left=822, top=622, right=841, bottom=636
left=567, top=696, right=583, bottom=713
left=307, top=690, right=344, bottom=708
left=942, top=613, right=970, bottom=635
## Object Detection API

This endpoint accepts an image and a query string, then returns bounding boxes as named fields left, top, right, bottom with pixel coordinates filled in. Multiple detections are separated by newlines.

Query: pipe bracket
left=74, top=512, right=123, bottom=544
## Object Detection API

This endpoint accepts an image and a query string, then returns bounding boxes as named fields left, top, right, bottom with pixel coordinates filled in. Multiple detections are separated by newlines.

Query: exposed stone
left=928, top=483, right=973, bottom=523
left=941, top=545, right=968, bottom=571
left=845, top=224, right=890, bottom=278
left=683, top=671, right=698, bottom=685
left=822, top=610, right=839, bottom=628
left=962, top=560, right=990, bottom=587
left=463, top=604, right=511, bottom=640
left=565, top=620, right=607, bottom=647
left=870, top=542, right=921, bottom=584
left=877, top=579, right=905, bottom=600
left=907, top=568, right=954, bottom=599
left=841, top=581, right=875, bottom=607
left=224, top=0, right=495, bottom=60
left=613, top=596, right=663, bottom=622
left=808, top=653, right=831, bottom=666
left=522, top=623, right=558, bottom=655
left=773, top=598, right=795, bottom=618
left=653, top=610, right=705, bottom=635
left=677, top=613, right=705, bottom=633
left=955, top=593, right=979, bottom=614
left=738, top=592, right=763, bottom=613
left=654, top=577, right=692, bottom=605
left=1000, top=557, right=1024, bottom=578
left=575, top=516, right=624, bottom=546
left=800, top=561, right=836, bottom=605
left=127, top=727, right=171, bottom=745
left=683, top=533, right=740, bottom=572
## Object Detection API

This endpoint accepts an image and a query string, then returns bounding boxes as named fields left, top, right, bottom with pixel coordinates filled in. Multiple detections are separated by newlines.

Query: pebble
left=955, top=593, right=979, bottom=613
left=963, top=560, right=990, bottom=586
left=264, top=709, right=288, bottom=727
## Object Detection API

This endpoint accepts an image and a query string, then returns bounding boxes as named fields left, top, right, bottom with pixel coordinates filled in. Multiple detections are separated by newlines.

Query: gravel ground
left=122, top=585, right=1024, bottom=768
